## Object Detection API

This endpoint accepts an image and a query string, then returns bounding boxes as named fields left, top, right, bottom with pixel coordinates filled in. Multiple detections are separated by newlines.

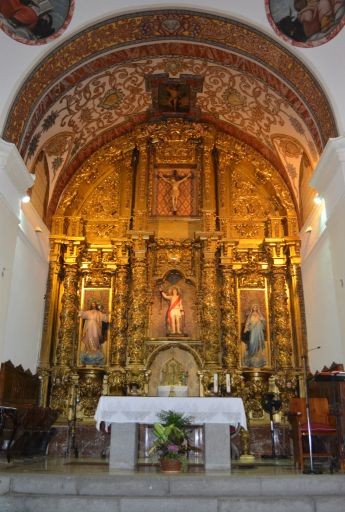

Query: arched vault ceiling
left=2, top=10, right=337, bottom=221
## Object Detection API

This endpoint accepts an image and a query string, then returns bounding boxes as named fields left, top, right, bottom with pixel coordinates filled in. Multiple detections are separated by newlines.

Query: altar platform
left=0, top=457, right=343, bottom=512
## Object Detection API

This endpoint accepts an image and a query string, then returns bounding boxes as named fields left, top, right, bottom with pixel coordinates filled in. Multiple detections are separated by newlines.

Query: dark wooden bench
left=0, top=360, right=59, bottom=461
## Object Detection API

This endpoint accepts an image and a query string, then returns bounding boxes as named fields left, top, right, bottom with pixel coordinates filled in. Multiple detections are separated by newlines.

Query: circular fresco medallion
left=0, top=0, right=74, bottom=45
left=266, top=0, right=345, bottom=47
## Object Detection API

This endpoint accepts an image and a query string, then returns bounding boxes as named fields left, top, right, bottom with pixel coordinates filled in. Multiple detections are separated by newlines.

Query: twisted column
left=55, top=265, right=80, bottom=367
left=271, top=267, right=293, bottom=370
left=110, top=265, right=129, bottom=366
left=127, top=259, right=147, bottom=365
left=221, top=267, right=239, bottom=368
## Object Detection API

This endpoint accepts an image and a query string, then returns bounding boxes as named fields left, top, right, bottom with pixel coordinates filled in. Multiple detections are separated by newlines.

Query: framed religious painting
left=238, top=287, right=271, bottom=369
left=78, top=286, right=112, bottom=367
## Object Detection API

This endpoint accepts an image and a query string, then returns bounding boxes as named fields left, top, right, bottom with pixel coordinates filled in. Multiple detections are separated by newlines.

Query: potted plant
left=149, top=410, right=195, bottom=472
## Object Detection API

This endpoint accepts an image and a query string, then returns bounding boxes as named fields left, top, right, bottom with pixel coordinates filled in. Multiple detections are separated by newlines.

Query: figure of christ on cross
left=158, top=170, right=192, bottom=215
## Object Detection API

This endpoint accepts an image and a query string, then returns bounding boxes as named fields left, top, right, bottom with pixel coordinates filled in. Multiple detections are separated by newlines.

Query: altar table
left=95, top=396, right=247, bottom=471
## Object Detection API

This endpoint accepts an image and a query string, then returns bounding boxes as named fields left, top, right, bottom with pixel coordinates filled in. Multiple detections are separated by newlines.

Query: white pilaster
left=0, top=139, right=49, bottom=371
left=301, top=136, right=345, bottom=371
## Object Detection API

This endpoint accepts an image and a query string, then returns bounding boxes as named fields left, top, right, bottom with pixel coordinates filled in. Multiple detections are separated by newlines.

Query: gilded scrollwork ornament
left=78, top=370, right=104, bottom=417
left=107, top=370, right=127, bottom=396
left=221, top=268, right=239, bottom=368
left=127, top=258, right=148, bottom=365
left=110, top=265, right=129, bottom=366
left=202, top=258, right=220, bottom=366
left=50, top=369, right=71, bottom=417
left=270, top=267, right=293, bottom=369
left=55, top=265, right=80, bottom=368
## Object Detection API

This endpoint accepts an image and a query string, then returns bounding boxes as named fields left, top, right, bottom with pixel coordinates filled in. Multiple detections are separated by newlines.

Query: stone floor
left=0, top=455, right=336, bottom=475
left=0, top=456, right=343, bottom=512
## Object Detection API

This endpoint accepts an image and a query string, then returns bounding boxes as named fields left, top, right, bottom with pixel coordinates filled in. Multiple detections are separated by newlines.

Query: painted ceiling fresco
left=2, top=10, right=338, bottom=222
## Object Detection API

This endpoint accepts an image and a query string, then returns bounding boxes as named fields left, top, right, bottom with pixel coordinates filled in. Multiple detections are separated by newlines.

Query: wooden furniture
left=288, top=397, right=343, bottom=471
left=310, top=363, right=345, bottom=436
left=0, top=361, right=59, bottom=460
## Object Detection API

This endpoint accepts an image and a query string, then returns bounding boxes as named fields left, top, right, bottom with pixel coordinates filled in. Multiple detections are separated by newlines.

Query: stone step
left=0, top=473, right=344, bottom=512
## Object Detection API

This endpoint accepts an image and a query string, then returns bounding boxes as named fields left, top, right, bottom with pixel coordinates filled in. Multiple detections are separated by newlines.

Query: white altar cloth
left=95, top=396, right=247, bottom=430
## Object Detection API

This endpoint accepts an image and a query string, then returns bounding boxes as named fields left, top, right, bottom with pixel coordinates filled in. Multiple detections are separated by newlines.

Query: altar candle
left=226, top=373, right=231, bottom=394
left=213, top=373, right=218, bottom=394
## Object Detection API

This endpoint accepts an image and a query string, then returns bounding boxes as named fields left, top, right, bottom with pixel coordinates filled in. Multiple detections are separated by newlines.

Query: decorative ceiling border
left=2, top=9, right=338, bottom=152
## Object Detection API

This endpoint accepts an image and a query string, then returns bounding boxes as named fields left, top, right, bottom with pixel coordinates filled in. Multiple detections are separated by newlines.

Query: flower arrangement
left=149, top=410, right=195, bottom=466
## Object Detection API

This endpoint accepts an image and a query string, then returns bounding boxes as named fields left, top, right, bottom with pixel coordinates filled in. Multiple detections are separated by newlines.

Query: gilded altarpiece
left=40, top=119, right=305, bottom=429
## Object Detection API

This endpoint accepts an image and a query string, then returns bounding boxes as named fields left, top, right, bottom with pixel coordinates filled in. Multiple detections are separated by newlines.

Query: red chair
left=288, top=397, right=343, bottom=471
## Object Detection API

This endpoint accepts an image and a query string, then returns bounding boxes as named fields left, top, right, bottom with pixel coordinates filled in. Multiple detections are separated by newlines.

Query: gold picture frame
left=238, top=286, right=270, bottom=369
left=78, top=282, right=112, bottom=367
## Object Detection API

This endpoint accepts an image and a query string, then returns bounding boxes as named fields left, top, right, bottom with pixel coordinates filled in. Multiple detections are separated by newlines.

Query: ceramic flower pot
left=159, top=458, right=182, bottom=473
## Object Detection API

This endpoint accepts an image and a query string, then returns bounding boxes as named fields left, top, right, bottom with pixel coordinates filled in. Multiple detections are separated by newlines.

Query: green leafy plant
left=149, top=410, right=196, bottom=464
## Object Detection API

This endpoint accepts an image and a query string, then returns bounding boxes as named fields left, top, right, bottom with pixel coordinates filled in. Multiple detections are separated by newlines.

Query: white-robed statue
left=79, top=301, right=109, bottom=365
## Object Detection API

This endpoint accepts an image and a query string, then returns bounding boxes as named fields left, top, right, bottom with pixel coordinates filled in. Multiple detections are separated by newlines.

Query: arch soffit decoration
left=2, top=10, right=338, bottom=222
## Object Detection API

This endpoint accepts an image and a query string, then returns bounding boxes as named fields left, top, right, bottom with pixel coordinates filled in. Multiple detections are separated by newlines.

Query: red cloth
left=0, top=0, right=38, bottom=29
left=301, top=422, right=336, bottom=433
left=167, top=296, right=181, bottom=324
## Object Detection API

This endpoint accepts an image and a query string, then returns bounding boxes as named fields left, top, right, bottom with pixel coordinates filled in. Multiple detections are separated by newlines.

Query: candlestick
left=213, top=373, right=218, bottom=394
left=226, top=373, right=231, bottom=394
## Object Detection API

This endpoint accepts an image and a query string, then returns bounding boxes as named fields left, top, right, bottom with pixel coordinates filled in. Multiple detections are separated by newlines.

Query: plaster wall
left=301, top=227, right=344, bottom=372
left=3, top=222, right=49, bottom=372
left=0, top=140, right=48, bottom=371
left=301, top=137, right=345, bottom=371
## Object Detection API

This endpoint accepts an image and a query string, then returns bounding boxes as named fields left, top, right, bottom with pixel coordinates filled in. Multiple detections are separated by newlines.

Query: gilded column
left=202, top=242, right=220, bottom=367
left=270, top=267, right=293, bottom=370
left=110, top=265, right=129, bottom=366
left=221, top=267, right=239, bottom=368
left=55, top=264, right=80, bottom=368
left=201, top=139, right=217, bottom=232
left=132, top=141, right=149, bottom=231
left=127, top=257, right=147, bottom=366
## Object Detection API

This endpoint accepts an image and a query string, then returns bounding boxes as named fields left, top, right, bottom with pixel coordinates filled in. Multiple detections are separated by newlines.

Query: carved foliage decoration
left=56, top=266, right=79, bottom=367
left=221, top=268, right=239, bottom=368
left=202, top=254, right=219, bottom=365
left=110, top=266, right=129, bottom=366
left=78, top=371, right=104, bottom=417
left=127, top=259, right=148, bottom=364
left=80, top=171, right=120, bottom=218
left=271, top=268, right=293, bottom=369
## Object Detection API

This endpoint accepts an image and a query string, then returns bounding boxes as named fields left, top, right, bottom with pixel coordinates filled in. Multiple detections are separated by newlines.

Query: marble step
left=0, top=473, right=344, bottom=512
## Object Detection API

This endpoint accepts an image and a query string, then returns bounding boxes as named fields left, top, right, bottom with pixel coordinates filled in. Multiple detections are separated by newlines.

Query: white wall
left=301, top=137, right=345, bottom=371
left=0, top=140, right=49, bottom=372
